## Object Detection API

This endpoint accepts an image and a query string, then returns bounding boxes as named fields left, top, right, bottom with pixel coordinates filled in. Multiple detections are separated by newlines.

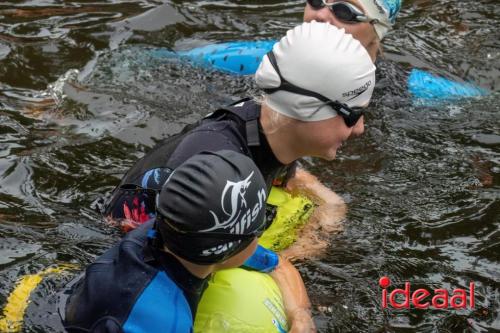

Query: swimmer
left=176, top=0, right=405, bottom=259
left=102, top=22, right=374, bottom=331
left=64, top=150, right=313, bottom=332
left=105, top=22, right=375, bottom=261
left=179, top=0, right=399, bottom=72
left=177, top=0, right=485, bottom=100
left=305, top=0, right=399, bottom=62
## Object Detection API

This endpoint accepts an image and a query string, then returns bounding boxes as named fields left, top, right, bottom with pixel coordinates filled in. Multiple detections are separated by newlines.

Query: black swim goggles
left=156, top=214, right=267, bottom=242
left=306, top=0, right=388, bottom=27
left=263, top=51, right=365, bottom=128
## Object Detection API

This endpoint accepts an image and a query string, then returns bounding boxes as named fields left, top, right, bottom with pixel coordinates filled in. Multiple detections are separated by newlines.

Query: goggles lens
left=307, top=0, right=368, bottom=24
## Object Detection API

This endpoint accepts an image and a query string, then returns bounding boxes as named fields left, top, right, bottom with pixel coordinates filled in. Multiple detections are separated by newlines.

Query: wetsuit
left=64, top=220, right=205, bottom=333
left=104, top=98, right=294, bottom=230
left=103, top=98, right=284, bottom=272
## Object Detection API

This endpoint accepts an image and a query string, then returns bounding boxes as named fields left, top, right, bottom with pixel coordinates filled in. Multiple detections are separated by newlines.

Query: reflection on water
left=0, top=0, right=498, bottom=332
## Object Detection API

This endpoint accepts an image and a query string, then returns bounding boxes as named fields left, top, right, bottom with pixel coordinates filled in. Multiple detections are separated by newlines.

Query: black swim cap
left=156, top=150, right=267, bottom=265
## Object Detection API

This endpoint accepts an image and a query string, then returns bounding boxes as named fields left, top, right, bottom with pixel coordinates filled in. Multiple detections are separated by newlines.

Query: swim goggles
left=306, top=0, right=390, bottom=27
left=264, top=51, right=365, bottom=128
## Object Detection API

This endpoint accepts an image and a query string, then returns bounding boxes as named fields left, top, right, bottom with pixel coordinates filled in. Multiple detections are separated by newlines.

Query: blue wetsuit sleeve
left=242, top=245, right=279, bottom=273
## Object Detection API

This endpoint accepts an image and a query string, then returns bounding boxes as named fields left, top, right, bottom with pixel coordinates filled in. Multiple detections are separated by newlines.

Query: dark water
left=0, top=0, right=499, bottom=332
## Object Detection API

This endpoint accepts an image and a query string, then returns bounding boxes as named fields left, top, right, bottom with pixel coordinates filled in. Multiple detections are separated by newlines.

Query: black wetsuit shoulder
left=118, top=99, right=287, bottom=190
left=104, top=99, right=292, bottom=221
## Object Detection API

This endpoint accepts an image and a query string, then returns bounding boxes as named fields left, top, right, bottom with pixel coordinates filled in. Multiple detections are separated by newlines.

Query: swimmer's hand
left=286, top=168, right=344, bottom=207
left=282, top=168, right=346, bottom=260
left=288, top=308, right=316, bottom=333
left=270, top=257, right=317, bottom=333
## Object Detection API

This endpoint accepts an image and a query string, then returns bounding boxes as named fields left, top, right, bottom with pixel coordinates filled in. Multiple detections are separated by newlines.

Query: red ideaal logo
left=379, top=276, right=475, bottom=309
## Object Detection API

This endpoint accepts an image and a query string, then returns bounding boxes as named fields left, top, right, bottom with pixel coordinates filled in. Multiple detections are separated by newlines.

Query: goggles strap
left=264, top=51, right=353, bottom=116
left=265, top=51, right=329, bottom=102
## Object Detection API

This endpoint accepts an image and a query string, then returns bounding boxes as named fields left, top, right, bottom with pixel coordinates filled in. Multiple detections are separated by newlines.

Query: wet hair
left=260, top=98, right=294, bottom=135
left=250, top=94, right=291, bottom=135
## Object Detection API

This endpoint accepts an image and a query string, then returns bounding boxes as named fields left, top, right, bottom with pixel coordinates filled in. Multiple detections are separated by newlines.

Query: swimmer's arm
left=281, top=168, right=347, bottom=260
left=270, top=257, right=316, bottom=333
left=285, top=168, right=345, bottom=207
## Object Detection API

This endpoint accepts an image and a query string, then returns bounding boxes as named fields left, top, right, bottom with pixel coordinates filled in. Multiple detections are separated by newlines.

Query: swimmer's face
left=216, top=238, right=259, bottom=270
left=296, top=113, right=365, bottom=161
left=304, top=0, right=379, bottom=61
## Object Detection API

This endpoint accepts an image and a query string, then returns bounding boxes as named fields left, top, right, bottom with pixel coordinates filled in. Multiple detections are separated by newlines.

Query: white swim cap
left=255, top=21, right=376, bottom=122
left=358, top=0, right=402, bottom=39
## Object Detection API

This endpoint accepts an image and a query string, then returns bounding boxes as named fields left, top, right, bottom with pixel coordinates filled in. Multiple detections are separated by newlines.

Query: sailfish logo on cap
left=201, top=172, right=254, bottom=232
